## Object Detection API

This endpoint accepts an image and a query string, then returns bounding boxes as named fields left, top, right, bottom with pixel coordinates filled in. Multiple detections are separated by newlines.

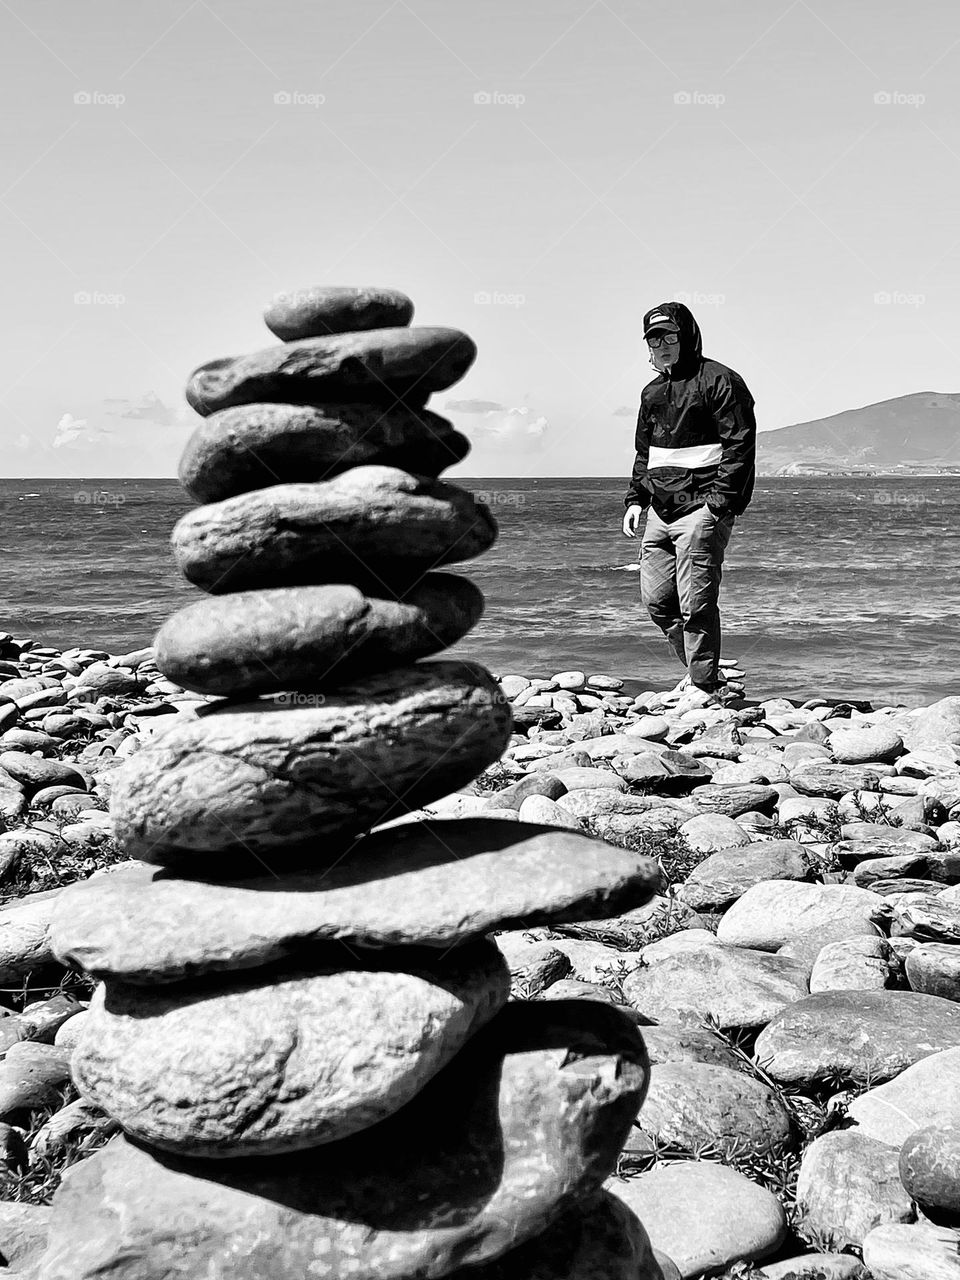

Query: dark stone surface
left=172, top=467, right=496, bottom=593
left=38, top=1002, right=648, bottom=1280
left=179, top=401, right=467, bottom=503
left=185, top=327, right=476, bottom=415
left=263, top=285, right=414, bottom=341
left=109, top=660, right=514, bottom=870
left=52, top=819, right=661, bottom=982
left=899, top=1122, right=960, bottom=1217
left=155, top=576, right=484, bottom=696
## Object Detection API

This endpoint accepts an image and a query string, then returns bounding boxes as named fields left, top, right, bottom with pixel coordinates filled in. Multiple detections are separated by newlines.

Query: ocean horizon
left=3, top=474, right=957, bottom=709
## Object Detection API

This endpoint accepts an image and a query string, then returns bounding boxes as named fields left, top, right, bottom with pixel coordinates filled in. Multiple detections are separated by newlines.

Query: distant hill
left=758, top=392, right=960, bottom=475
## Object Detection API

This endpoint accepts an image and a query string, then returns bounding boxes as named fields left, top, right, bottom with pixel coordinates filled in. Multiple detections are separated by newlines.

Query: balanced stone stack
left=36, top=286, right=665, bottom=1279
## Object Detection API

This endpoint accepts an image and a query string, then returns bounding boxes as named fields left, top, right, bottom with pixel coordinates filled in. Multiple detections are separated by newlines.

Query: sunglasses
left=647, top=333, right=680, bottom=349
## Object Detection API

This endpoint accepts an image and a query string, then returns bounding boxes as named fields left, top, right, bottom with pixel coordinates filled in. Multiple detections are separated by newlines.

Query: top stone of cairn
left=264, top=285, right=414, bottom=341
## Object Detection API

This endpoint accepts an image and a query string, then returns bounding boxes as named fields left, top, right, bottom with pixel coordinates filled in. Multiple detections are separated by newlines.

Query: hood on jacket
left=643, top=300, right=703, bottom=378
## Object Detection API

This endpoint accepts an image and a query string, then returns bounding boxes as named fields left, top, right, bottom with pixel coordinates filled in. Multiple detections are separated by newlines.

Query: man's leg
left=639, top=509, right=686, bottom=668
left=673, top=506, right=735, bottom=690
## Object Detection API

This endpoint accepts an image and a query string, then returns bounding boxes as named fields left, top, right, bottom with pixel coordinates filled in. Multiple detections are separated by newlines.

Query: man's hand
left=622, top=504, right=645, bottom=538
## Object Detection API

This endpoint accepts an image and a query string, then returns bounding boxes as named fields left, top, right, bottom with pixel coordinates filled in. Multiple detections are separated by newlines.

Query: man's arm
left=704, top=372, right=756, bottom=515
left=624, top=403, right=651, bottom=509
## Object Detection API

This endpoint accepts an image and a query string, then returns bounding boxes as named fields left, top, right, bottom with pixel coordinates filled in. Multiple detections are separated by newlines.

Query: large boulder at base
left=51, top=821, right=660, bottom=983
left=109, top=660, right=512, bottom=871
left=185, top=327, right=477, bottom=415
left=172, top=468, right=496, bottom=593
left=155, top=577, right=483, bottom=696
left=754, top=990, right=960, bottom=1086
left=716, top=880, right=885, bottom=951
left=607, top=1161, right=787, bottom=1278
left=263, top=285, right=414, bottom=341
left=862, top=1221, right=960, bottom=1280
left=847, top=1046, right=960, bottom=1145
left=899, top=1123, right=960, bottom=1219
left=180, top=402, right=468, bottom=503
left=622, top=945, right=808, bottom=1030
left=680, top=839, right=808, bottom=911
left=37, top=1002, right=648, bottom=1280
left=637, top=1061, right=795, bottom=1156
left=796, top=1130, right=914, bottom=1251
left=73, top=940, right=508, bottom=1156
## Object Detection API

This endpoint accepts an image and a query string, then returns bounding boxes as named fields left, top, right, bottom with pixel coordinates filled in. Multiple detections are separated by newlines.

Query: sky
left=2, top=0, right=959, bottom=477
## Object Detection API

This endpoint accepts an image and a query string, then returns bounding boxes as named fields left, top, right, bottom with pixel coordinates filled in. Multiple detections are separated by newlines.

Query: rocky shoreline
left=0, top=634, right=956, bottom=1274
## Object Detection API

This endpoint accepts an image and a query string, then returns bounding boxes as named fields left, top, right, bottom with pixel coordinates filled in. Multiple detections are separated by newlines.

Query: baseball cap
left=643, top=309, right=679, bottom=338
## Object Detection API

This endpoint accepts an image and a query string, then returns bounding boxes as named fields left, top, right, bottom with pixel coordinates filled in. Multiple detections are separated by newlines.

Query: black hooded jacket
left=624, top=301, right=756, bottom=521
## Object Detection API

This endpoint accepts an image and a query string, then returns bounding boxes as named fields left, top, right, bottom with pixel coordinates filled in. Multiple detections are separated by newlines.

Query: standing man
left=622, top=301, right=756, bottom=699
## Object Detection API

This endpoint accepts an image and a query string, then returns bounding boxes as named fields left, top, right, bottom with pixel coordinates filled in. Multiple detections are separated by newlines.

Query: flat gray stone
left=172, top=467, right=496, bottom=593
left=688, top=783, right=778, bottom=816
left=0, top=753, right=85, bottom=795
left=39, top=1002, right=648, bottom=1280
left=639, top=1024, right=745, bottom=1072
left=607, top=1161, right=787, bottom=1278
left=109, top=660, right=512, bottom=870
left=810, top=936, right=892, bottom=992
left=716, top=880, right=885, bottom=951
left=263, top=285, right=414, bottom=340
left=790, top=763, right=881, bottom=798
left=848, top=1046, right=960, bottom=1145
left=180, top=402, right=467, bottom=504
left=185, top=326, right=477, bottom=415
left=0, top=1042, right=71, bottom=1118
left=680, top=839, right=808, bottom=911
left=622, top=944, right=808, bottom=1030
left=0, top=1200, right=50, bottom=1271
left=829, top=725, right=903, bottom=764
left=52, top=820, right=660, bottom=983
left=906, top=943, right=960, bottom=1000
left=893, top=895, right=960, bottom=943
left=755, top=990, right=960, bottom=1086
left=156, top=576, right=483, bottom=696
left=796, top=1131, right=914, bottom=1251
left=553, top=896, right=700, bottom=951
left=74, top=939, right=508, bottom=1156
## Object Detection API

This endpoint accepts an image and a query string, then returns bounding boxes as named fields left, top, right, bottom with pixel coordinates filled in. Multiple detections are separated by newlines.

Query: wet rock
left=172, top=468, right=496, bottom=593
left=52, top=821, right=659, bottom=982
left=75, top=940, right=508, bottom=1156
left=40, top=1002, right=648, bottom=1280
left=607, top=1161, right=787, bottom=1278
left=622, top=944, right=808, bottom=1030
left=186, top=326, right=477, bottom=415
left=109, top=660, right=512, bottom=870
left=796, top=1130, right=914, bottom=1251
left=754, top=990, right=960, bottom=1086
left=716, top=880, right=885, bottom=951
left=263, top=284, right=414, bottom=340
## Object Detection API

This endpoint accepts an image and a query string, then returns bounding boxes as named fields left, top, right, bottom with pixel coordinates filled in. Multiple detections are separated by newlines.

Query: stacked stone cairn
left=36, top=286, right=666, bottom=1279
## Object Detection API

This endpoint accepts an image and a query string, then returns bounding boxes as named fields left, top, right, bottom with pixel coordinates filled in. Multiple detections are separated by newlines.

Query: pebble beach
left=1, top=281, right=958, bottom=1280
left=0, top=631, right=957, bottom=1275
